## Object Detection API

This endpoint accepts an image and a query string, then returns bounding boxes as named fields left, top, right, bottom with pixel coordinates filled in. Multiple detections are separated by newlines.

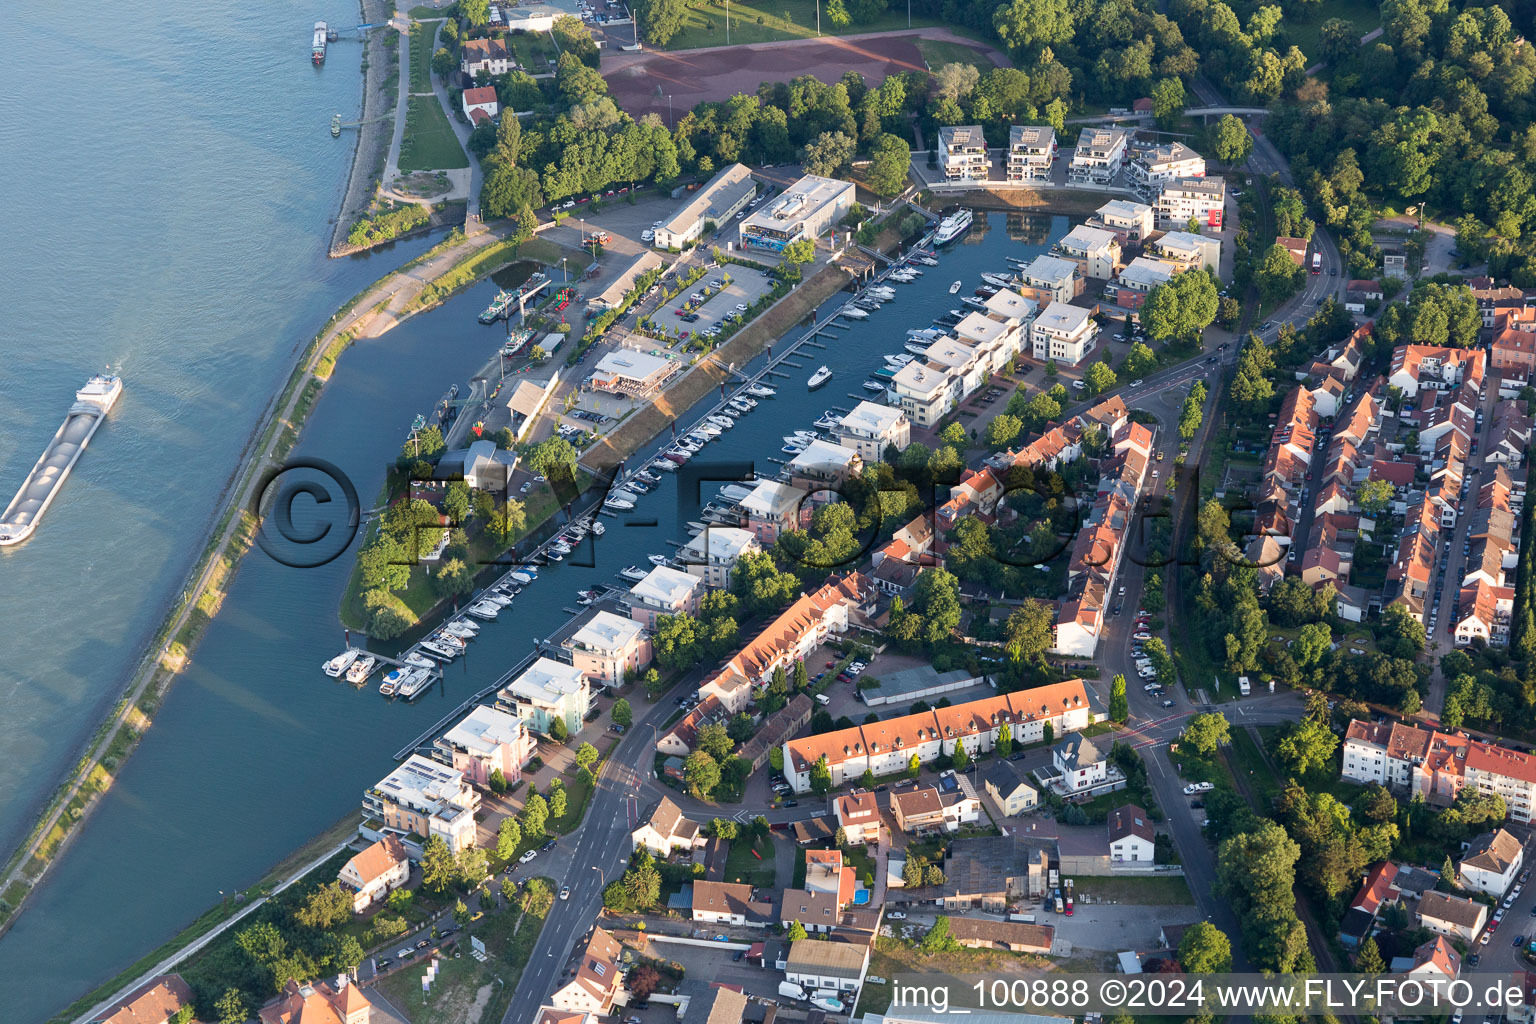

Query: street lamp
left=593, top=864, right=607, bottom=887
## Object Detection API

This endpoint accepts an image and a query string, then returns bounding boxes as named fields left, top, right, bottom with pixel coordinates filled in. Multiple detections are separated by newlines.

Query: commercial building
left=562, top=609, right=652, bottom=687
left=338, top=835, right=410, bottom=913
left=1087, top=199, right=1155, bottom=243
left=938, top=124, right=989, bottom=181
left=675, top=525, right=760, bottom=588
left=626, top=564, right=703, bottom=627
left=945, top=917, right=1054, bottom=953
left=833, top=400, right=911, bottom=461
left=1154, top=177, right=1226, bottom=230
left=654, top=163, right=757, bottom=249
left=1016, top=254, right=1083, bottom=305
left=1030, top=302, right=1097, bottom=365
left=585, top=250, right=665, bottom=313
left=498, top=657, right=591, bottom=735
left=1007, top=125, right=1056, bottom=182
left=1069, top=128, right=1128, bottom=184
left=589, top=349, right=679, bottom=397
left=361, top=755, right=480, bottom=855
left=1130, top=142, right=1205, bottom=197
left=1055, top=224, right=1122, bottom=280
left=434, top=705, right=536, bottom=787
left=739, top=174, right=856, bottom=252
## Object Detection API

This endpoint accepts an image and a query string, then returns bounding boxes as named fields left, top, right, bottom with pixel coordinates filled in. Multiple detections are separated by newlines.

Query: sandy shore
left=328, top=0, right=397, bottom=256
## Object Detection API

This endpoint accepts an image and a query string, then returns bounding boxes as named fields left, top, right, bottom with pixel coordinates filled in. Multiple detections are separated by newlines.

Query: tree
left=864, top=134, right=912, bottom=197
left=548, top=784, right=568, bottom=821
left=1122, top=341, right=1158, bottom=378
left=497, top=816, right=522, bottom=860
left=575, top=741, right=600, bottom=773
left=634, top=0, right=687, bottom=45
left=922, top=915, right=963, bottom=952
left=992, top=0, right=1074, bottom=55
left=1042, top=721, right=1054, bottom=745
left=216, top=989, right=248, bottom=1024
left=1274, top=716, right=1338, bottom=776
left=804, top=131, right=857, bottom=178
left=1356, top=477, right=1394, bottom=516
left=521, top=791, right=549, bottom=837
left=783, top=238, right=816, bottom=265
left=1255, top=244, right=1304, bottom=307
left=712, top=817, right=739, bottom=840
left=629, top=964, right=662, bottom=1000
left=1150, top=77, right=1186, bottom=129
left=1181, top=713, right=1231, bottom=756
left=420, top=835, right=457, bottom=894
left=1178, top=921, right=1233, bottom=973
left=1213, top=115, right=1253, bottom=164
left=1355, top=935, right=1385, bottom=975
left=686, top=750, right=722, bottom=798
left=294, top=881, right=352, bottom=930
left=528, top=436, right=579, bottom=482
left=953, top=743, right=970, bottom=772
left=549, top=716, right=569, bottom=742
left=1217, top=821, right=1307, bottom=973
left=786, top=920, right=808, bottom=941
left=696, top=722, right=735, bottom=762
left=996, top=722, right=1014, bottom=758
left=1084, top=361, right=1117, bottom=395
left=611, top=698, right=633, bottom=728
left=489, top=767, right=508, bottom=794
left=433, top=557, right=477, bottom=598
left=1109, top=673, right=1129, bottom=723
left=907, top=753, right=921, bottom=779
left=809, top=754, right=833, bottom=795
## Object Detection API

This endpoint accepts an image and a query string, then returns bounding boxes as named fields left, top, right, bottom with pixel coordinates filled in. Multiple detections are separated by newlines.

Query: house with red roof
left=462, top=86, right=500, bottom=125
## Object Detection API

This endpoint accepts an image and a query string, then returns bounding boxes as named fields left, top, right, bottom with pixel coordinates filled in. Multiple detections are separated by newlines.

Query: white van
left=815, top=694, right=831, bottom=706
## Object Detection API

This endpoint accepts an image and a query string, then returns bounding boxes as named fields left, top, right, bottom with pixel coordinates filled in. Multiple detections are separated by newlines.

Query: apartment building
left=1055, top=224, right=1122, bottom=280
left=434, top=704, right=535, bottom=787
left=1052, top=733, right=1109, bottom=793
left=891, top=786, right=981, bottom=834
left=1068, top=127, right=1128, bottom=184
left=1007, top=124, right=1057, bottom=182
left=1131, top=142, right=1205, bottom=197
left=892, top=359, right=963, bottom=427
left=1459, top=828, right=1523, bottom=896
left=626, top=564, right=703, bottom=628
left=675, top=525, right=759, bottom=588
left=1108, top=804, right=1156, bottom=862
left=1155, top=177, right=1226, bottom=230
left=1087, top=199, right=1155, bottom=243
left=1153, top=230, right=1222, bottom=273
left=1016, top=254, right=1083, bottom=305
left=498, top=657, right=591, bottom=736
left=1112, top=257, right=1178, bottom=309
left=783, top=678, right=1102, bottom=792
left=834, top=791, right=881, bottom=844
left=740, top=479, right=810, bottom=541
left=938, top=124, right=989, bottom=181
left=739, top=174, right=855, bottom=252
left=563, top=609, right=652, bottom=687
left=1343, top=718, right=1536, bottom=822
left=1389, top=345, right=1487, bottom=399
left=833, top=400, right=910, bottom=461
left=1030, top=301, right=1097, bottom=364
left=361, top=755, right=480, bottom=855
left=787, top=439, right=864, bottom=495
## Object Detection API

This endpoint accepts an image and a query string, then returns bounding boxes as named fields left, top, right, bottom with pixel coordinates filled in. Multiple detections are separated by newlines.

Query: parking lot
left=650, top=266, right=777, bottom=348
left=657, top=942, right=785, bottom=1001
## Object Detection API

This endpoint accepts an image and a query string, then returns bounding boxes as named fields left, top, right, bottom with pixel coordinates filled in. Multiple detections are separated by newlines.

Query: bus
left=1311, top=252, right=1323, bottom=274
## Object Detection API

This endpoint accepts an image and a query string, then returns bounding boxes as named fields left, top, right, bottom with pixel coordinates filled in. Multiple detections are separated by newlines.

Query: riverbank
left=0, top=223, right=560, bottom=942
left=328, top=0, right=400, bottom=256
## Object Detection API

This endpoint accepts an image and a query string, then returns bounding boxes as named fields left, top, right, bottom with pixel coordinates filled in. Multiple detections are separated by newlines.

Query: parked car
left=888, top=911, right=907, bottom=920
left=519, top=849, right=538, bottom=864
left=1183, top=782, right=1215, bottom=795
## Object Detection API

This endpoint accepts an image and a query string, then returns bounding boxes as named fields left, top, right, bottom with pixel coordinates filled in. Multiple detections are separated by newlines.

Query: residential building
left=805, top=848, right=857, bottom=902
left=691, top=881, right=772, bottom=926
left=1342, top=718, right=1536, bottom=823
left=892, top=359, right=962, bottom=428
left=1492, top=306, right=1536, bottom=374
left=779, top=887, right=842, bottom=932
left=434, top=705, right=535, bottom=787
left=626, top=564, right=703, bottom=627
left=1031, top=301, right=1097, bottom=365
left=784, top=938, right=869, bottom=996
left=96, top=975, right=194, bottom=1024
left=739, top=174, right=856, bottom=252
left=1417, top=890, right=1488, bottom=942
left=361, top=754, right=480, bottom=855
left=654, top=694, right=730, bottom=757
left=1055, top=224, right=1121, bottom=280
left=1017, top=254, right=1084, bottom=305
left=337, top=835, right=410, bottom=913
left=498, top=657, right=590, bottom=736
left=834, top=791, right=882, bottom=844
left=787, top=438, right=864, bottom=495
left=562, top=610, right=651, bottom=687
left=1388, top=345, right=1486, bottom=399
left=1131, top=142, right=1205, bottom=197
left=1112, top=256, right=1178, bottom=309
left=892, top=786, right=981, bottom=834
left=1404, top=935, right=1461, bottom=981
left=739, top=479, right=809, bottom=541
left=259, top=978, right=371, bottom=1024
left=548, top=927, right=624, bottom=1015
left=1153, top=230, right=1221, bottom=273
left=784, top=678, right=1102, bottom=791
left=590, top=349, right=678, bottom=397
left=653, top=162, right=756, bottom=249
left=461, top=86, right=500, bottom=126
left=460, top=37, right=510, bottom=76
left=938, top=124, right=989, bottom=181
left=1460, top=828, right=1524, bottom=896
left=631, top=795, right=705, bottom=858
left=1108, top=804, right=1155, bottom=863
left=1155, top=177, right=1226, bottom=230
left=1087, top=199, right=1155, bottom=243
left=833, top=400, right=911, bottom=461
left=675, top=526, right=760, bottom=588
left=737, top=693, right=813, bottom=771
left=1007, top=124, right=1056, bottom=182
left=982, top=759, right=1040, bottom=817
left=1069, top=128, right=1128, bottom=184
left=1052, top=733, right=1109, bottom=793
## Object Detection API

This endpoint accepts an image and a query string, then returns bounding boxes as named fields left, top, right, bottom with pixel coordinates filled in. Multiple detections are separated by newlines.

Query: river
left=0, top=10, right=1070, bottom=1004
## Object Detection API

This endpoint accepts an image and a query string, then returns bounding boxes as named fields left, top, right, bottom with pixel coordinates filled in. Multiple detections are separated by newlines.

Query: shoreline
left=328, top=0, right=398, bottom=257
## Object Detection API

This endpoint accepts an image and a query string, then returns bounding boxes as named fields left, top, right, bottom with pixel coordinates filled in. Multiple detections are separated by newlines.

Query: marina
left=0, top=375, right=123, bottom=547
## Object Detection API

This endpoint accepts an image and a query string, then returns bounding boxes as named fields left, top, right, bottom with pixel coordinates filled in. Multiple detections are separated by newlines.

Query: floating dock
left=0, top=375, right=123, bottom=546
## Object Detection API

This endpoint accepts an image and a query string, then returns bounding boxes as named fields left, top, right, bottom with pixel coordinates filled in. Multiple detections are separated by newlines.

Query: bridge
left=1066, top=105, right=1272, bottom=125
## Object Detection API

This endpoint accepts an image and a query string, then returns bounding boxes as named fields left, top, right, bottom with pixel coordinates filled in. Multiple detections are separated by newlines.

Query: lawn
left=507, top=30, right=557, bottom=74
left=399, top=96, right=469, bottom=172
left=1068, top=874, right=1195, bottom=906
left=1227, top=727, right=1281, bottom=810
left=1284, top=0, right=1382, bottom=67
left=723, top=835, right=776, bottom=887
left=409, top=21, right=435, bottom=93
left=915, top=37, right=997, bottom=72
left=659, top=0, right=946, bottom=50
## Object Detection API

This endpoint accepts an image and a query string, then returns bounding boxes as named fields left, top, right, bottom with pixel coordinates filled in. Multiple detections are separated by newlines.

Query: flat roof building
left=1017, top=254, right=1083, bottom=305
left=562, top=609, right=651, bottom=687
left=1069, top=127, right=1128, bottom=184
left=627, top=564, right=703, bottom=626
left=435, top=705, right=535, bottom=788
left=1008, top=125, right=1056, bottom=182
left=939, top=124, right=989, bottom=182
left=739, top=175, right=856, bottom=253
left=676, top=526, right=760, bottom=588
left=498, top=657, right=591, bottom=736
left=834, top=400, right=910, bottom=461
left=654, top=163, right=757, bottom=249
left=1056, top=224, right=1122, bottom=280
left=362, top=754, right=480, bottom=855
left=1155, top=176, right=1226, bottom=230
left=590, top=349, right=678, bottom=396
left=1088, top=198, right=1155, bottom=242
left=1030, top=301, right=1096, bottom=365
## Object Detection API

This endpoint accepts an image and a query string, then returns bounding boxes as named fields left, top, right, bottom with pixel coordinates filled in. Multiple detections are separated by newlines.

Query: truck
left=1010, top=913, right=1037, bottom=923
left=1311, top=252, right=1323, bottom=274
left=779, top=981, right=807, bottom=1000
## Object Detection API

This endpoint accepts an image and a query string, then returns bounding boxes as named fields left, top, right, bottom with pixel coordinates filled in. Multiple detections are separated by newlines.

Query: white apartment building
left=938, top=124, right=989, bottom=182
left=833, top=400, right=910, bottom=461
left=1068, top=127, right=1128, bottom=184
left=498, top=657, right=591, bottom=736
left=675, top=525, right=760, bottom=588
left=361, top=755, right=480, bottom=855
left=1056, top=224, right=1121, bottom=280
left=1155, top=176, right=1226, bottom=230
left=1017, top=254, right=1083, bottom=305
left=1130, top=142, right=1205, bottom=197
left=1154, top=230, right=1222, bottom=273
left=1087, top=199, right=1155, bottom=242
left=1007, top=125, right=1056, bottom=182
left=1342, top=718, right=1536, bottom=823
left=1030, top=302, right=1096, bottom=364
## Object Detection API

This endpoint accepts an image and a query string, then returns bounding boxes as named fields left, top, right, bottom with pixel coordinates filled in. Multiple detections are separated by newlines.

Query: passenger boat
left=312, top=21, right=328, bottom=63
left=466, top=601, right=500, bottom=620
left=405, top=652, right=435, bottom=669
left=807, top=366, right=833, bottom=389
left=604, top=496, right=638, bottom=510
left=650, top=458, right=677, bottom=472
left=886, top=354, right=914, bottom=368
left=933, top=209, right=972, bottom=245
left=323, top=649, right=360, bottom=677
left=865, top=286, right=895, bottom=299
left=444, top=621, right=478, bottom=638
left=510, top=570, right=537, bottom=585
left=873, top=366, right=898, bottom=379
left=345, top=655, right=376, bottom=684
left=906, top=341, right=935, bottom=356
left=420, top=639, right=460, bottom=658
left=478, top=289, right=516, bottom=324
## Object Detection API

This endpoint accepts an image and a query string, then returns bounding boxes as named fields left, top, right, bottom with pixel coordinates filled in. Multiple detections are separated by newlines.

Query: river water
left=0, top=8, right=1069, bottom=1008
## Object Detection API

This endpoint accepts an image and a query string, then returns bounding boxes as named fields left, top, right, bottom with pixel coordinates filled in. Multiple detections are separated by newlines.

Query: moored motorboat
left=379, top=667, right=405, bottom=696
left=814, top=411, right=839, bottom=429
left=345, top=655, right=377, bottom=684
left=323, top=648, right=360, bottom=677
left=807, top=366, right=833, bottom=389
left=648, top=553, right=670, bottom=566
left=618, top=564, right=648, bottom=582
left=591, top=521, right=606, bottom=536
left=862, top=380, right=888, bottom=393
